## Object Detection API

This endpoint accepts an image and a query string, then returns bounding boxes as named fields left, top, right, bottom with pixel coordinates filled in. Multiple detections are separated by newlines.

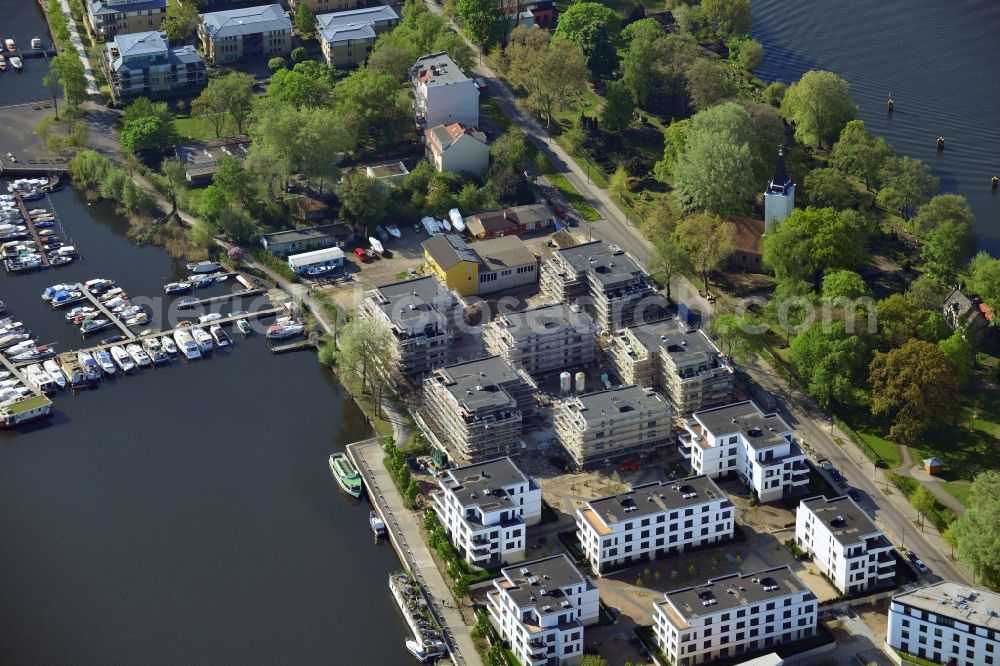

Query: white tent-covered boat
left=448, top=208, right=465, bottom=232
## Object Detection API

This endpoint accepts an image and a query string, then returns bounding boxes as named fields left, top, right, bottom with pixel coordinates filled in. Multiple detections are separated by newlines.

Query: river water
left=0, top=6, right=410, bottom=664
left=752, top=0, right=1000, bottom=255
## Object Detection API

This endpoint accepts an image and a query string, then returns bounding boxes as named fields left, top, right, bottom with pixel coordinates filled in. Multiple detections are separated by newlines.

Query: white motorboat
left=85, top=278, right=114, bottom=291
left=10, top=345, right=54, bottom=362
left=25, top=363, right=55, bottom=394
left=164, top=281, right=191, bottom=295
left=99, top=287, right=125, bottom=301
left=192, top=327, right=213, bottom=353
left=369, top=237, right=384, bottom=254
left=78, top=351, right=102, bottom=382
left=405, top=639, right=447, bottom=662
left=125, top=343, right=151, bottom=367
left=95, top=349, right=116, bottom=376
left=42, top=359, right=66, bottom=390
left=31, top=37, right=42, bottom=50
left=142, top=337, right=169, bottom=364
left=160, top=335, right=178, bottom=355
left=80, top=318, right=110, bottom=335
left=110, top=345, right=135, bottom=373
left=370, top=510, right=387, bottom=537
left=448, top=208, right=465, bottom=233
left=209, top=324, right=231, bottom=347
left=124, top=312, right=149, bottom=326
left=187, top=261, right=222, bottom=274
left=4, top=38, right=14, bottom=53
left=0, top=333, right=30, bottom=350
left=5, top=338, right=36, bottom=355
left=236, top=318, right=252, bottom=336
left=119, top=305, right=143, bottom=319
left=198, top=312, right=222, bottom=324
left=266, top=323, right=304, bottom=340
left=0, top=378, right=19, bottom=389
left=173, top=329, right=200, bottom=360
left=386, top=223, right=402, bottom=238
left=0, top=370, right=11, bottom=380
left=9, top=56, right=21, bottom=71
left=65, top=306, right=97, bottom=321
left=42, top=283, right=74, bottom=300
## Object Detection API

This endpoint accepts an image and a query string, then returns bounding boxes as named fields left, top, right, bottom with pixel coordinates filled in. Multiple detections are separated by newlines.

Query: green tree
left=601, top=79, right=634, bottom=134
left=452, top=574, right=471, bottom=599
left=761, top=207, right=869, bottom=282
left=869, top=339, right=960, bottom=444
left=710, top=313, right=763, bottom=366
left=907, top=274, right=949, bottom=309
left=767, top=278, right=816, bottom=344
left=763, top=81, right=786, bottom=106
left=877, top=156, right=938, bottom=220
left=485, top=642, right=506, bottom=666
left=337, top=317, right=396, bottom=394
left=49, top=54, right=88, bottom=108
left=69, top=149, right=114, bottom=189
left=162, top=0, right=201, bottom=43
left=608, top=165, right=630, bottom=203
left=672, top=103, right=757, bottom=216
left=332, top=69, right=411, bottom=148
left=506, top=34, right=588, bottom=130
left=874, top=293, right=926, bottom=351
left=268, top=66, right=332, bottom=108
left=487, top=129, right=530, bottom=205
left=578, top=657, right=610, bottom=666
left=780, top=70, right=857, bottom=149
left=190, top=86, right=228, bottom=139
left=653, top=118, right=689, bottom=182
left=188, top=219, right=218, bottom=251
left=457, top=0, right=503, bottom=48
left=830, top=119, right=894, bottom=190
left=198, top=184, right=228, bottom=223
left=213, top=156, right=255, bottom=210
left=159, top=156, right=187, bottom=215
left=912, top=193, right=974, bottom=236
left=672, top=3, right=708, bottom=40
left=294, top=3, right=315, bottom=35
left=968, top=251, right=1000, bottom=314
left=674, top=212, right=736, bottom=293
left=268, top=56, right=287, bottom=72
left=367, top=40, right=414, bottom=81
left=790, top=321, right=870, bottom=408
left=821, top=270, right=871, bottom=302
left=951, top=470, right=1000, bottom=589
left=554, top=2, right=621, bottom=79
left=804, top=167, right=855, bottom=210
left=216, top=72, right=255, bottom=134
left=120, top=114, right=176, bottom=155
left=737, top=37, right=763, bottom=70
left=702, top=0, right=751, bottom=39
left=911, top=486, right=936, bottom=526
left=924, top=219, right=973, bottom=285
left=938, top=329, right=976, bottom=384
left=620, top=22, right=665, bottom=109
left=649, top=239, right=690, bottom=302
left=685, top=58, right=732, bottom=111
left=216, top=208, right=255, bottom=245
left=337, top=170, right=386, bottom=229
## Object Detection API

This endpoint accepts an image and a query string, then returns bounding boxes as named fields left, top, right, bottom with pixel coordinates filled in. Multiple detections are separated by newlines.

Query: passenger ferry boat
left=328, top=452, right=363, bottom=498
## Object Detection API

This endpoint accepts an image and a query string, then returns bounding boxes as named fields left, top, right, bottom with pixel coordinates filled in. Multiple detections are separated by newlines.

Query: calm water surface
left=0, top=6, right=410, bottom=661
left=752, top=0, right=1000, bottom=255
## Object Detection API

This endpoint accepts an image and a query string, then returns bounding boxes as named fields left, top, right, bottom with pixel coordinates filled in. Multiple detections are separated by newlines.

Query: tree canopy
left=790, top=321, right=870, bottom=408
left=49, top=54, right=88, bottom=108
left=673, top=212, right=736, bottom=293
left=950, top=470, right=1000, bottom=590
left=804, top=167, right=855, bottom=210
left=761, top=207, right=869, bottom=282
left=702, top=0, right=751, bottom=39
left=505, top=32, right=588, bottom=129
left=912, top=193, right=974, bottom=236
left=456, top=0, right=504, bottom=48
left=554, top=2, right=621, bottom=79
left=923, top=219, right=974, bottom=285
left=780, top=70, right=856, bottom=149
left=968, top=251, right=1000, bottom=315
left=162, top=0, right=201, bottom=43
left=877, top=156, right=938, bottom=220
left=821, top=270, right=871, bottom=302
left=830, top=119, right=894, bottom=190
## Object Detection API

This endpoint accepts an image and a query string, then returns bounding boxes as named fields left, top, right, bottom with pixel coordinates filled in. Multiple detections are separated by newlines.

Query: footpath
left=47, top=0, right=100, bottom=95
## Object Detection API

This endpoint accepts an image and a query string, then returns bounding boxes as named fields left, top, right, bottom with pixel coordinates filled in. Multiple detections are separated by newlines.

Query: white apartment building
left=796, top=495, right=895, bottom=596
left=487, top=554, right=600, bottom=666
left=653, top=566, right=818, bottom=666
left=361, top=275, right=457, bottom=377
left=888, top=581, right=1000, bottom=666
left=576, top=475, right=734, bottom=575
left=411, top=52, right=479, bottom=129
left=431, top=457, right=541, bottom=567
left=680, top=401, right=809, bottom=503
left=554, top=385, right=675, bottom=470
left=484, top=302, right=598, bottom=377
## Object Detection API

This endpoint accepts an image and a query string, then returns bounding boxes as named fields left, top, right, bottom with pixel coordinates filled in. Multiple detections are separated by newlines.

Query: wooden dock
left=77, top=283, right=136, bottom=340
left=177, top=287, right=266, bottom=310
left=13, top=191, right=49, bottom=267
left=0, top=351, right=43, bottom=397
left=270, top=332, right=318, bottom=355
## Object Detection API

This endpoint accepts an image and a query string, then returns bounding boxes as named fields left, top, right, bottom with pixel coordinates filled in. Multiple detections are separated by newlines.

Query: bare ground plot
left=586, top=624, right=651, bottom=666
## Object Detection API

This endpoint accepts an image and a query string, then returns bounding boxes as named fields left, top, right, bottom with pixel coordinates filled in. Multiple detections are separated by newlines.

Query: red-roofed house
left=425, top=123, right=489, bottom=175
left=727, top=216, right=765, bottom=273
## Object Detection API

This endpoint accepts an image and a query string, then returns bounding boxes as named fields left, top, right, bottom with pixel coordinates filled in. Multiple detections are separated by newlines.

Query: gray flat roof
left=432, top=356, right=522, bottom=412
left=319, top=22, right=375, bottom=44
left=90, top=0, right=165, bottom=16
left=500, top=554, right=590, bottom=615
left=893, top=581, right=1000, bottom=630
left=556, top=240, right=648, bottom=288
left=693, top=401, right=791, bottom=448
left=800, top=495, right=882, bottom=545
left=658, top=566, right=813, bottom=622
left=493, top=302, right=596, bottom=341
left=586, top=475, right=728, bottom=525
left=413, top=52, right=470, bottom=86
left=261, top=223, right=348, bottom=246
left=372, top=275, right=455, bottom=328
left=316, top=4, right=398, bottom=28
left=175, top=138, right=250, bottom=174
left=201, top=4, right=290, bottom=39
left=625, top=319, right=721, bottom=361
left=568, top=385, right=669, bottom=416
left=444, top=456, right=530, bottom=509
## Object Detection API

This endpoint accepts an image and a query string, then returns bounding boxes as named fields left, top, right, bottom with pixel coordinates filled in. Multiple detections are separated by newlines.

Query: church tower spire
left=764, top=147, right=795, bottom=233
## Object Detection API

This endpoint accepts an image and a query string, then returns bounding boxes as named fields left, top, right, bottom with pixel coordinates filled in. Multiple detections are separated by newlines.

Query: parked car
left=474, top=77, right=488, bottom=94
left=353, top=247, right=370, bottom=263
left=816, top=457, right=832, bottom=470
left=907, top=551, right=929, bottom=573
left=847, top=489, right=861, bottom=501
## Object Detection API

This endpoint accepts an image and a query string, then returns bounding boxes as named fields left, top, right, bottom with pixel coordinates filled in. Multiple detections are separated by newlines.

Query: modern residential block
left=484, top=302, right=598, bottom=377
left=554, top=385, right=675, bottom=470
left=680, top=401, right=809, bottom=503
left=422, top=355, right=536, bottom=462
left=102, top=30, right=206, bottom=102
left=888, top=581, right=1000, bottom=666
left=411, top=52, right=479, bottom=129
left=540, top=240, right=663, bottom=332
left=431, top=456, right=541, bottom=567
left=87, top=0, right=167, bottom=42
left=361, top=275, right=458, bottom=377
left=289, top=0, right=362, bottom=14
left=653, top=566, right=818, bottom=666
left=316, top=5, right=399, bottom=67
left=422, top=234, right=538, bottom=297
left=796, top=495, right=894, bottom=595
left=606, top=318, right=734, bottom=414
left=424, top=123, right=489, bottom=175
left=199, top=4, right=292, bottom=64
left=487, top=554, right=600, bottom=666
left=576, top=475, right=734, bottom=575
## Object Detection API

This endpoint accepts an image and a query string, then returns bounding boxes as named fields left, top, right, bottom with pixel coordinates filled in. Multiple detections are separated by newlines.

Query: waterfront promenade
left=348, top=438, right=481, bottom=666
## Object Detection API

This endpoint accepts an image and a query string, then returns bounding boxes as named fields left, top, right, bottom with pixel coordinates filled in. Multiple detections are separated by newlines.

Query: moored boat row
left=389, top=573, right=449, bottom=663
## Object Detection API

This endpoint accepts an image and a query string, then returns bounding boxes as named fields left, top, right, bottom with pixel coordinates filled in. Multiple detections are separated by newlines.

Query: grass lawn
left=859, top=432, right=903, bottom=469
left=174, top=116, right=222, bottom=142
left=941, top=481, right=972, bottom=508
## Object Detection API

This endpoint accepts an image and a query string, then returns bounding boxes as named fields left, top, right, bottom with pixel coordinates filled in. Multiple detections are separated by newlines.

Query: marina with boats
left=390, top=572, right=449, bottom=663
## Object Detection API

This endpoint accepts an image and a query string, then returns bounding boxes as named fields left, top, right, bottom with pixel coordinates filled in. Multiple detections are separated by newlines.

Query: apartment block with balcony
left=87, top=0, right=167, bottom=42
left=484, top=302, right=598, bottom=377
left=410, top=52, right=479, bottom=129
left=487, top=554, right=600, bottom=666
left=103, top=31, right=206, bottom=102
left=606, top=318, right=734, bottom=414
left=316, top=5, right=399, bottom=67
left=422, top=355, right=536, bottom=462
left=888, top=581, right=1000, bottom=666
left=796, top=495, right=894, bottom=595
left=554, top=385, right=675, bottom=470
left=680, top=401, right=809, bottom=503
left=360, top=275, right=457, bottom=378
left=199, top=4, right=292, bottom=64
left=576, top=475, right=734, bottom=575
left=539, top=240, right=664, bottom=332
left=653, top=566, right=817, bottom=666
left=431, top=457, right=541, bottom=567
